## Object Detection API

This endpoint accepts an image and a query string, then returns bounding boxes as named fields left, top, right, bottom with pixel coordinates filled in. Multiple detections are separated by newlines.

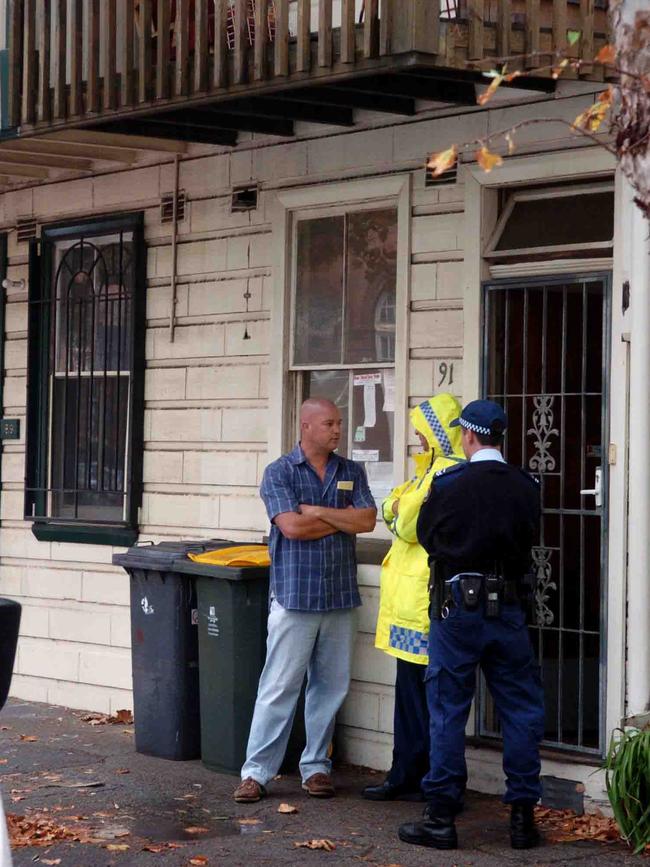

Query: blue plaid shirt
left=260, top=444, right=376, bottom=611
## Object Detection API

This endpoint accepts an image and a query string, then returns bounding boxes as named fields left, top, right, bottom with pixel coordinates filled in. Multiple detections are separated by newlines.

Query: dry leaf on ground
left=115, top=768, right=130, bottom=775
left=7, top=812, right=96, bottom=848
left=41, top=860, right=62, bottom=866
left=277, top=803, right=298, bottom=814
left=189, top=857, right=209, bottom=866
left=238, top=818, right=260, bottom=826
left=80, top=709, right=133, bottom=726
left=105, top=842, right=130, bottom=851
left=535, top=807, right=621, bottom=845
left=19, top=735, right=38, bottom=742
left=294, top=839, right=336, bottom=851
left=184, top=825, right=209, bottom=834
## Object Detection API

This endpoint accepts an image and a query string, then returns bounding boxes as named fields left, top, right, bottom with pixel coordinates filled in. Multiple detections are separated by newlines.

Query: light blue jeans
left=241, top=599, right=358, bottom=785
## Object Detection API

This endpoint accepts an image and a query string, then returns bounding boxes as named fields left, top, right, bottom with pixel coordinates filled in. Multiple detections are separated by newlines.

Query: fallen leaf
left=238, top=818, right=260, bottom=826
left=294, top=839, right=336, bottom=851
left=595, top=43, right=616, bottom=64
left=189, top=858, right=209, bottom=866
left=476, top=146, right=504, bottom=173
left=426, top=145, right=457, bottom=178
left=1, top=726, right=11, bottom=731
left=105, top=843, right=130, bottom=851
left=278, top=803, right=298, bottom=814
left=115, top=768, right=130, bottom=775
left=41, top=860, right=62, bottom=866
left=184, top=826, right=209, bottom=834
left=143, top=843, right=166, bottom=853
left=19, top=735, right=38, bottom=742
left=112, top=709, right=134, bottom=724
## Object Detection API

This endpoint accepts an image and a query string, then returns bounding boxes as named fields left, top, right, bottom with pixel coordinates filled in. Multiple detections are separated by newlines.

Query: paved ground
left=0, top=699, right=641, bottom=866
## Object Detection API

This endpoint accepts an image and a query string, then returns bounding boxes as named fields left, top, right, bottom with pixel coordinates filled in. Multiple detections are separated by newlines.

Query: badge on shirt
left=337, top=480, right=354, bottom=491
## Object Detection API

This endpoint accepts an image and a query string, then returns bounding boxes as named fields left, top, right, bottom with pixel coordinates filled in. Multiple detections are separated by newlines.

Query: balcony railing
left=9, top=0, right=611, bottom=133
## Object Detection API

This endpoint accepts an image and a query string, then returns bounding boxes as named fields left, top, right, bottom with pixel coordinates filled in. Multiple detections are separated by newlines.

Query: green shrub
left=604, top=726, right=650, bottom=854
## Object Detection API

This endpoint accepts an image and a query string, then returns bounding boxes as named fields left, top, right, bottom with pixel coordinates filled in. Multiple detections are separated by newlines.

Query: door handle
left=580, top=466, right=602, bottom=508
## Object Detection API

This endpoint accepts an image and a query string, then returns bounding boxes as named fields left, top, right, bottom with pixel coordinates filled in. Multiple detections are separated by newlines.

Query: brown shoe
left=302, top=773, right=335, bottom=798
left=234, top=777, right=266, bottom=803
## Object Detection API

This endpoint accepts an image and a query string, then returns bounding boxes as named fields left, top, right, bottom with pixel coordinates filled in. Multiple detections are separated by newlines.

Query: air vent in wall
left=425, top=163, right=458, bottom=187
left=16, top=216, right=37, bottom=243
left=232, top=185, right=258, bottom=212
left=160, top=190, right=186, bottom=223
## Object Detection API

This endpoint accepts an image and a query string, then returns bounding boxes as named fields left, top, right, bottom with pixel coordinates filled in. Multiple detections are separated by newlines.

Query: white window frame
left=268, top=175, right=412, bottom=534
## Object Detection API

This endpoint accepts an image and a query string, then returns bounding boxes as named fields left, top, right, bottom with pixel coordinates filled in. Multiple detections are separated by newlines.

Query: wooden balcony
left=8, top=0, right=612, bottom=147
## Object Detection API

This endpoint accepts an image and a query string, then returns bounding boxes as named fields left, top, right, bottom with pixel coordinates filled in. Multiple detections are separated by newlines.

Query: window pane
left=48, top=229, right=135, bottom=524
left=303, top=368, right=394, bottom=505
left=294, top=217, right=344, bottom=365
left=495, top=192, right=614, bottom=251
left=54, top=234, right=134, bottom=374
left=51, top=376, right=129, bottom=522
left=345, top=209, right=397, bottom=364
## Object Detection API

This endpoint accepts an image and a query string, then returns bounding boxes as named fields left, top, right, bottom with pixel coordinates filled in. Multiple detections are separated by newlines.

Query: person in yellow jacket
left=362, top=393, right=464, bottom=802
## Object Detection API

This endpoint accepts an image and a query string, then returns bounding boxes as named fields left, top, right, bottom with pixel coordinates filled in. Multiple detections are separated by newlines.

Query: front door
left=480, top=274, right=610, bottom=754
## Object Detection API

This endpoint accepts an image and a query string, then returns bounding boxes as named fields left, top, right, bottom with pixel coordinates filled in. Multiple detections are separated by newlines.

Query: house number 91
left=437, top=362, right=454, bottom=387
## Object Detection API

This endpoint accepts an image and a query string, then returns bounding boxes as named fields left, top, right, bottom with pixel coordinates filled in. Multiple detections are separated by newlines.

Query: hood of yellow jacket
left=409, top=393, right=463, bottom=460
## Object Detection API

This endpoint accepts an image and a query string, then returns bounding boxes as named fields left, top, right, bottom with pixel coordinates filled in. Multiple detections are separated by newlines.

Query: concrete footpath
left=0, top=699, right=641, bottom=866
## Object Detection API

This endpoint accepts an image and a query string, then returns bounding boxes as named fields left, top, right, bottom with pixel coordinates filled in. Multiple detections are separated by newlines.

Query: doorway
left=480, top=274, right=610, bottom=754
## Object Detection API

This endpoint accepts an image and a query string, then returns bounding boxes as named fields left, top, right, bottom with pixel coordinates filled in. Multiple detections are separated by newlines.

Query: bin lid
left=173, top=554, right=269, bottom=582
left=112, top=539, right=234, bottom=571
left=187, top=545, right=270, bottom=568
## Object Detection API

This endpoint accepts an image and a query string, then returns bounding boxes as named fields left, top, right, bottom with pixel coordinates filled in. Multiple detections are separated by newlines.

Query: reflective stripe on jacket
left=374, top=393, right=464, bottom=664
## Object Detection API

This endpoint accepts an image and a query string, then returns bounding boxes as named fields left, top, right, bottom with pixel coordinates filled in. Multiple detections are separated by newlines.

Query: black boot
left=510, top=803, right=540, bottom=849
left=362, top=781, right=423, bottom=802
left=398, top=806, right=458, bottom=850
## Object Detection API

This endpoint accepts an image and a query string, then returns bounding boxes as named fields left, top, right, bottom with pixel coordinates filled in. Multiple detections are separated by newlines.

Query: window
left=292, top=207, right=398, bottom=504
left=486, top=183, right=614, bottom=261
left=25, top=214, right=145, bottom=545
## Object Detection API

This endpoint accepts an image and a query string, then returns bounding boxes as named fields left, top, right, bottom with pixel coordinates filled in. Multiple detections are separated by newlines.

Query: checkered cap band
left=459, top=417, right=492, bottom=436
left=418, top=401, right=453, bottom=455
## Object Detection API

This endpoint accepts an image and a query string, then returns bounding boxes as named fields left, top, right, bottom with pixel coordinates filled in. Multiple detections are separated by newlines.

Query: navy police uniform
left=399, top=400, right=545, bottom=851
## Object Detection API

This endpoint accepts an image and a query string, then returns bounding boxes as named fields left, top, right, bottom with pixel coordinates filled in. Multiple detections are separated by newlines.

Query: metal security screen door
left=480, top=274, right=610, bottom=754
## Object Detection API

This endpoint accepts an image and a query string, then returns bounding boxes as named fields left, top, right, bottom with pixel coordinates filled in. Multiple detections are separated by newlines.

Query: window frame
left=25, top=212, right=146, bottom=546
left=268, top=175, right=411, bottom=533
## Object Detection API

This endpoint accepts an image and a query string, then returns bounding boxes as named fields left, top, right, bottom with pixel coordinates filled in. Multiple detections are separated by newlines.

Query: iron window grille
left=25, top=213, right=146, bottom=545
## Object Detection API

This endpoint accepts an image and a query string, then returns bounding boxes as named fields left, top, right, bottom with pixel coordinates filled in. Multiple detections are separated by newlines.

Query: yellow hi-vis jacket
left=374, top=393, right=464, bottom=665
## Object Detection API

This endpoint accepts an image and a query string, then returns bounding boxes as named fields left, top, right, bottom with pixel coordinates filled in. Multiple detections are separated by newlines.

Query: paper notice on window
left=354, top=372, right=382, bottom=386
left=382, top=369, right=395, bottom=413
left=352, top=449, right=380, bottom=463
left=363, top=384, right=376, bottom=428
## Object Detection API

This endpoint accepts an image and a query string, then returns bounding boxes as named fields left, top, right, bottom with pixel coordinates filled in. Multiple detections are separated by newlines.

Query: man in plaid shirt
left=234, top=398, right=377, bottom=803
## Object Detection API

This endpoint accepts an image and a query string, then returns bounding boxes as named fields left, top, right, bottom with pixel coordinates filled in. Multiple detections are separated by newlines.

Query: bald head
left=300, top=398, right=338, bottom=424
left=300, top=398, right=342, bottom=457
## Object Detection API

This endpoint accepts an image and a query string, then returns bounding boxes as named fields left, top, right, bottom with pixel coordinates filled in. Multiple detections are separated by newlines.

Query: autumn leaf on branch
left=595, top=44, right=616, bottom=65
left=478, top=70, right=504, bottom=106
left=426, top=145, right=457, bottom=177
left=573, top=88, right=613, bottom=132
left=476, top=146, right=504, bottom=172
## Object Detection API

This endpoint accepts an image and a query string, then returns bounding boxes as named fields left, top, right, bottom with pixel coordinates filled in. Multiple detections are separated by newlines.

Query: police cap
left=449, top=399, right=507, bottom=437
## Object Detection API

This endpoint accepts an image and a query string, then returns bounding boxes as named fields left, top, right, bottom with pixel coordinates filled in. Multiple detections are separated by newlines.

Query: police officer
left=398, top=400, right=545, bottom=852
